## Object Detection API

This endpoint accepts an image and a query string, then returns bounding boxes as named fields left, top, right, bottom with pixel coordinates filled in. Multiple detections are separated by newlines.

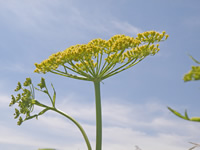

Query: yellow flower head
left=35, top=31, right=168, bottom=81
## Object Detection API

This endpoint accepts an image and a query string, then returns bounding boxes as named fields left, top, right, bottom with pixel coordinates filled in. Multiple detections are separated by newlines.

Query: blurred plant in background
left=189, top=142, right=200, bottom=150
left=168, top=55, right=200, bottom=150
left=168, top=55, right=200, bottom=122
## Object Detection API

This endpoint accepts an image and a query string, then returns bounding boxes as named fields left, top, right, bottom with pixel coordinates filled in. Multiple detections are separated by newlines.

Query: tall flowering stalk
left=10, top=31, right=168, bottom=150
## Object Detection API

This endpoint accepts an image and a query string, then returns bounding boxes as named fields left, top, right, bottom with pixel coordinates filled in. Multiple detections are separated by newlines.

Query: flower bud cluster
left=34, top=31, right=168, bottom=78
left=183, top=66, right=200, bottom=81
left=9, top=78, right=34, bottom=125
left=10, top=77, right=55, bottom=125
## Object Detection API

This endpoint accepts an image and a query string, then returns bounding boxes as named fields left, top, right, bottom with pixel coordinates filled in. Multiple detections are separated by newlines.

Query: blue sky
left=0, top=0, right=200, bottom=150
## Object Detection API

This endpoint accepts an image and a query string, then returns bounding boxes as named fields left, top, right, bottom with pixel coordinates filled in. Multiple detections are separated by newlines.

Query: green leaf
left=184, top=110, right=190, bottom=120
left=168, top=107, right=188, bottom=120
left=189, top=55, right=200, bottom=64
left=168, top=107, right=200, bottom=123
left=51, top=83, right=56, bottom=107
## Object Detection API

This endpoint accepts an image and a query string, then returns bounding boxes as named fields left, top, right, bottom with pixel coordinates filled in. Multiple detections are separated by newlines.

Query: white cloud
left=2, top=92, right=200, bottom=150
left=0, top=63, right=33, bottom=73
left=111, top=21, right=143, bottom=35
left=0, top=118, right=91, bottom=150
left=0, top=94, right=10, bottom=107
left=0, top=125, right=43, bottom=146
left=0, top=1, right=59, bottom=26
left=0, top=1, right=79, bottom=36
left=102, top=127, right=189, bottom=150
left=0, top=0, right=143, bottom=39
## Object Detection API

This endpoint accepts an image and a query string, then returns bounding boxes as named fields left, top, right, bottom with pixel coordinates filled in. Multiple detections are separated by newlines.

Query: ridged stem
left=49, top=108, right=92, bottom=150
left=93, top=80, right=102, bottom=150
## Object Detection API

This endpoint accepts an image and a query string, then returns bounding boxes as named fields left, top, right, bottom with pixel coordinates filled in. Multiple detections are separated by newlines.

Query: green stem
left=49, top=107, right=92, bottom=150
left=96, top=50, right=104, bottom=76
left=102, top=58, right=143, bottom=80
left=44, top=87, right=54, bottom=107
left=63, top=64, right=92, bottom=78
left=93, top=80, right=102, bottom=150
left=49, top=70, right=92, bottom=81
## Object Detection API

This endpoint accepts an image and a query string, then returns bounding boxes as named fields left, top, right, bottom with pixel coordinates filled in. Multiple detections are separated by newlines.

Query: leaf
left=184, top=110, right=190, bottom=120
left=189, top=55, right=200, bottom=64
left=51, top=83, right=56, bottom=107
left=168, top=107, right=188, bottom=120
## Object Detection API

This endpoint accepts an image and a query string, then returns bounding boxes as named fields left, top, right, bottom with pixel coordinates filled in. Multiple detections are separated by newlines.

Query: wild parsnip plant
left=168, top=55, right=200, bottom=122
left=10, top=31, right=168, bottom=150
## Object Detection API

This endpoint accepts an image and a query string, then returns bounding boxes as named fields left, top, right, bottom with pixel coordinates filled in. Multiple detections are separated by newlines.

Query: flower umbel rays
left=34, top=31, right=169, bottom=81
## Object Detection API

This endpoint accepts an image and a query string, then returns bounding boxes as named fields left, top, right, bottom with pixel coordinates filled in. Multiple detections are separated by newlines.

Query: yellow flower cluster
left=183, top=66, right=200, bottom=81
left=137, top=31, right=168, bottom=42
left=34, top=31, right=168, bottom=79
